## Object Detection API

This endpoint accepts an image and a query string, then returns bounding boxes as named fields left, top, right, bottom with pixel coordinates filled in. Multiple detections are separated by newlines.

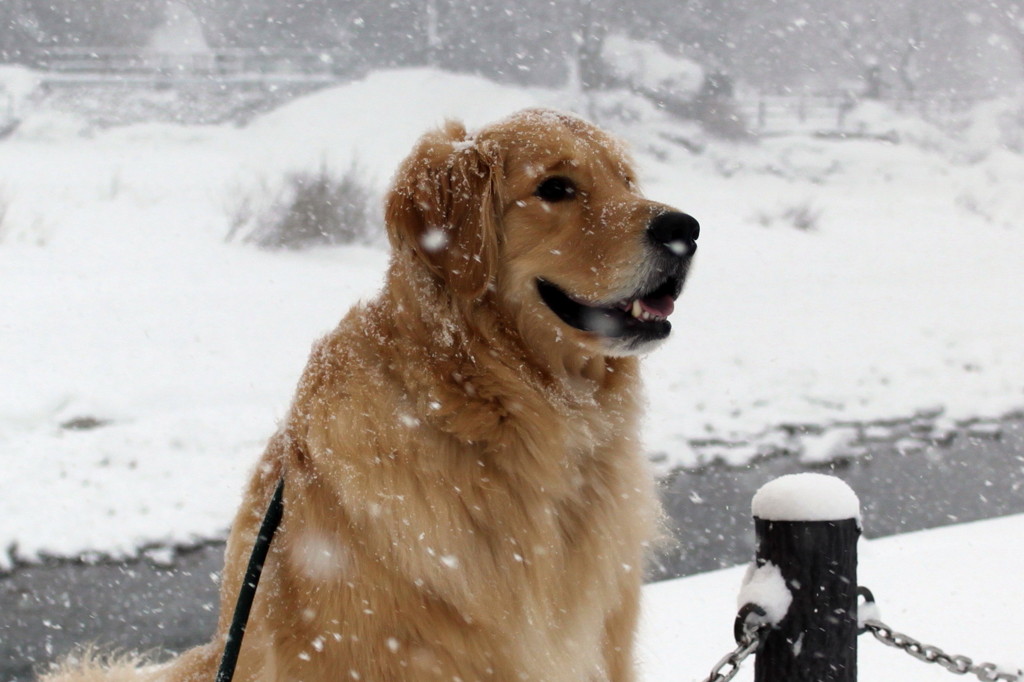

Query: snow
left=639, top=513, right=1024, bottom=681
left=857, top=597, right=882, bottom=630
left=421, top=227, right=449, bottom=253
left=798, top=427, right=860, bottom=464
left=736, top=561, right=792, bottom=627
left=751, top=473, right=860, bottom=522
left=1, top=67, right=1023, bottom=565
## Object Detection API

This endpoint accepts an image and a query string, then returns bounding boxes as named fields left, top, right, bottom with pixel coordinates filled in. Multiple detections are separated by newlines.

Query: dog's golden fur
left=43, top=109, right=690, bottom=682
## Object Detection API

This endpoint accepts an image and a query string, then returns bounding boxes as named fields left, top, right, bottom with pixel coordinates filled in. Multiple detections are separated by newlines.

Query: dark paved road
left=3, top=417, right=1023, bottom=681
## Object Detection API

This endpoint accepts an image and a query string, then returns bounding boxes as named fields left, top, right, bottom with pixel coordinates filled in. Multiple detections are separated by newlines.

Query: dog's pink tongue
left=640, top=295, right=675, bottom=318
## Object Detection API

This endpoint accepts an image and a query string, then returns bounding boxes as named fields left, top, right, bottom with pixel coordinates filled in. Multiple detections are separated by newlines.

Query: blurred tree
left=629, top=0, right=753, bottom=73
left=338, top=0, right=425, bottom=66
left=433, top=0, right=600, bottom=86
left=183, top=0, right=351, bottom=49
left=429, top=0, right=528, bottom=80
left=0, top=0, right=45, bottom=62
left=830, top=0, right=981, bottom=97
left=570, top=0, right=615, bottom=90
left=992, top=0, right=1024, bottom=67
left=659, top=0, right=1002, bottom=97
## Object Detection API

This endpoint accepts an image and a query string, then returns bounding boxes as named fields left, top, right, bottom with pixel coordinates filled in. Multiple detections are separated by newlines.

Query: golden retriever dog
left=44, top=108, right=698, bottom=682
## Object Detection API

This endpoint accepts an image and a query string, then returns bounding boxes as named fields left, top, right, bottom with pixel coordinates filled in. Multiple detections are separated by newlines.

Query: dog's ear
left=385, top=120, right=503, bottom=300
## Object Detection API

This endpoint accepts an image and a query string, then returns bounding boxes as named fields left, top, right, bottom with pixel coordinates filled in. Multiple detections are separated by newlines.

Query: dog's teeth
left=631, top=300, right=643, bottom=319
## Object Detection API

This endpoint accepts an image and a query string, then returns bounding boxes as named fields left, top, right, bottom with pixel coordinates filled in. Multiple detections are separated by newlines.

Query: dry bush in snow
left=228, top=160, right=379, bottom=250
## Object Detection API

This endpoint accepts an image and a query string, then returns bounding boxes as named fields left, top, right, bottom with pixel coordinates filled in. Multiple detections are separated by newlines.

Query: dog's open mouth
left=536, top=274, right=683, bottom=342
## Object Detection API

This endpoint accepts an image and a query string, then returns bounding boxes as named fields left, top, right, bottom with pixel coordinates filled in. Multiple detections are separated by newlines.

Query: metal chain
left=700, top=606, right=770, bottom=682
left=700, top=629, right=765, bottom=682
left=699, top=588, right=1020, bottom=682
left=862, top=619, right=1022, bottom=682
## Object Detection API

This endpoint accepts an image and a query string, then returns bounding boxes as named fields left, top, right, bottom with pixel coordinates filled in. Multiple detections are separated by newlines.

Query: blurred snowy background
left=1, top=0, right=1023, bottom=568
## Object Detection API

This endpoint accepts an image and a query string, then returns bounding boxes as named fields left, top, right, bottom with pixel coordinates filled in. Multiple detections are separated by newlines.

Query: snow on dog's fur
left=43, top=108, right=698, bottom=682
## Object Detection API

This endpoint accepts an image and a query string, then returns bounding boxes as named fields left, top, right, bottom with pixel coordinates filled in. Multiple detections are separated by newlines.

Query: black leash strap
left=215, top=476, right=285, bottom=682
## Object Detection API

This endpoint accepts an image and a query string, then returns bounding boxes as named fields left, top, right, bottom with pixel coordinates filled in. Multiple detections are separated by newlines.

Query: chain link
left=862, top=619, right=1022, bottom=682
left=700, top=622, right=768, bottom=682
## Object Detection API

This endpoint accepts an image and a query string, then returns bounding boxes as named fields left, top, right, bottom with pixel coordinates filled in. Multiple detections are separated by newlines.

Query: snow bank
left=641, top=132, right=1024, bottom=455
left=963, top=93, right=1024, bottom=154
left=955, top=148, right=1024, bottom=229
left=9, top=111, right=92, bottom=141
left=843, top=100, right=951, bottom=150
left=244, top=68, right=552, bottom=181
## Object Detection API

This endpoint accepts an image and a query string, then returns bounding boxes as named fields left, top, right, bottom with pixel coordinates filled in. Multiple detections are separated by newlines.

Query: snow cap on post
left=752, top=473, right=860, bottom=522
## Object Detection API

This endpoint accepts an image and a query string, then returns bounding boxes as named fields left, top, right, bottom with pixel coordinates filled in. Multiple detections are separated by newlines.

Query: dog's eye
left=534, top=177, right=577, bottom=202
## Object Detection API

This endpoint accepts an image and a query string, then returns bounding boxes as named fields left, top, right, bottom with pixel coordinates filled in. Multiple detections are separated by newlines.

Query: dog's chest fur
left=270, top=300, right=659, bottom=679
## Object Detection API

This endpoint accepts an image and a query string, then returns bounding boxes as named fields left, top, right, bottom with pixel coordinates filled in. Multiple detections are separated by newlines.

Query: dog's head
left=386, top=108, right=698, bottom=357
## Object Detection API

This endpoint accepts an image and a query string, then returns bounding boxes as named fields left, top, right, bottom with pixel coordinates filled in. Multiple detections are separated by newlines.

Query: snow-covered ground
left=1, top=68, right=1023, bottom=566
left=639, top=512, right=1023, bottom=681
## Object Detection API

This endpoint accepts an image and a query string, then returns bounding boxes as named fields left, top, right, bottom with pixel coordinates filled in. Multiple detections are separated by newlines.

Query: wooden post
left=751, top=474, right=861, bottom=682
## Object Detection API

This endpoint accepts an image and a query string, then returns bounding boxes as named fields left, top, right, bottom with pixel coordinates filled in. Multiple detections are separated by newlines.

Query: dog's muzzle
left=536, top=211, right=699, bottom=351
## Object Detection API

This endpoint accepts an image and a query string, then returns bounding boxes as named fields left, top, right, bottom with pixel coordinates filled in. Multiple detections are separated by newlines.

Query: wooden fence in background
left=31, top=47, right=360, bottom=86
left=736, top=90, right=983, bottom=135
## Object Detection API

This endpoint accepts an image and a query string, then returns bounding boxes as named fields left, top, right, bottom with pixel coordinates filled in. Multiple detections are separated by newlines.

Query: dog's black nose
left=647, top=212, right=699, bottom=256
